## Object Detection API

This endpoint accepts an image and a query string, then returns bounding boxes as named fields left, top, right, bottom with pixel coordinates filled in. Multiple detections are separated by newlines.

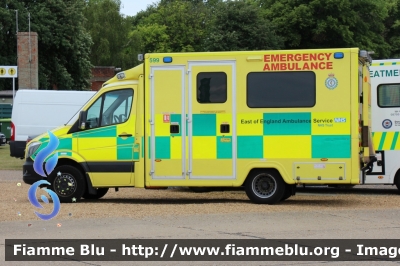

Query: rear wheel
left=281, top=184, right=296, bottom=201
left=245, top=170, right=285, bottom=204
left=47, top=165, right=86, bottom=203
left=82, top=188, right=109, bottom=200
left=395, top=175, right=400, bottom=190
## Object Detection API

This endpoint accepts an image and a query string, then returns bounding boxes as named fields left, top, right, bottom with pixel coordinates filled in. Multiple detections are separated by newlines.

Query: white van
left=9, top=90, right=96, bottom=158
left=367, top=59, right=400, bottom=190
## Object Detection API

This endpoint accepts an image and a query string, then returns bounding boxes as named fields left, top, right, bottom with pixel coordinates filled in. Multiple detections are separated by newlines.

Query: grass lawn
left=0, top=144, right=24, bottom=170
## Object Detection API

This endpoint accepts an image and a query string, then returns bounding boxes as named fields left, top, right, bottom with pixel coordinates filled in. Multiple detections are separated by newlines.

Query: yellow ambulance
left=23, top=48, right=375, bottom=204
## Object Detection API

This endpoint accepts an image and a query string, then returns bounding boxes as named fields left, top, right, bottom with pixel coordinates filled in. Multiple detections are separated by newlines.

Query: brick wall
left=17, top=32, right=39, bottom=90
left=90, top=66, right=115, bottom=91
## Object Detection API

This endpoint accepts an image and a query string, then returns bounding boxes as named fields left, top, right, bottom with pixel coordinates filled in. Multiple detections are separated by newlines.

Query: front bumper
left=23, top=158, right=45, bottom=185
left=9, top=140, right=26, bottom=158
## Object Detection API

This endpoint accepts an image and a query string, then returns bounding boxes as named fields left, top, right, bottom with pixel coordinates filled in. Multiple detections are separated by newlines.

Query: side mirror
left=78, top=111, right=87, bottom=130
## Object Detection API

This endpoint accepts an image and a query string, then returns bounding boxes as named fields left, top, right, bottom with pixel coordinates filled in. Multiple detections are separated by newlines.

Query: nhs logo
left=334, top=118, right=346, bottom=123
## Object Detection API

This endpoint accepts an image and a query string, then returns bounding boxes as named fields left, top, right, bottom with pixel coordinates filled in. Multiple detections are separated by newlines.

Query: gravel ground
left=2, top=179, right=400, bottom=223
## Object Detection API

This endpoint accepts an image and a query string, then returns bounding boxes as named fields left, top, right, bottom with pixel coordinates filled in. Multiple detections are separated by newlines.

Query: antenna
left=28, top=12, right=31, bottom=63
left=15, top=10, right=18, bottom=34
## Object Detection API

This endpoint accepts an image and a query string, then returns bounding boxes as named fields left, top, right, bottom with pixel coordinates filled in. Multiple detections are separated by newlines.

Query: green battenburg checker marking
left=155, top=136, right=171, bottom=159
left=237, top=136, right=263, bottom=158
left=117, top=136, right=134, bottom=160
left=312, top=135, right=350, bottom=158
left=58, top=138, right=72, bottom=150
left=217, top=137, right=232, bottom=159
left=193, top=114, right=216, bottom=136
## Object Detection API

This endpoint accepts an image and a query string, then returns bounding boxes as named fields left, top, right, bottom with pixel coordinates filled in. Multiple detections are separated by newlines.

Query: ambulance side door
left=77, top=88, right=137, bottom=187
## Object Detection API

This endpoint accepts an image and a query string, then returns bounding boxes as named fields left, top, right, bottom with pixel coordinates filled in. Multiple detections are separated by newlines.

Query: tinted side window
left=85, top=89, right=133, bottom=129
left=101, top=90, right=133, bottom=126
left=86, top=97, right=102, bottom=129
left=378, top=84, right=400, bottom=107
left=197, top=72, right=227, bottom=103
left=247, top=72, right=316, bottom=108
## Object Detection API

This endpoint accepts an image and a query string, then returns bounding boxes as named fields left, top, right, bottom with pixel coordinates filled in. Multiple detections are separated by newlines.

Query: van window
left=86, top=97, right=102, bottom=129
left=247, top=72, right=316, bottom=108
left=85, top=89, right=133, bottom=129
left=378, top=84, right=400, bottom=107
left=197, top=72, right=227, bottom=103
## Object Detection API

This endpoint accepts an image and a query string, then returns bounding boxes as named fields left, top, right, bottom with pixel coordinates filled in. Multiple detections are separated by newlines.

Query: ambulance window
left=85, top=89, right=133, bottom=129
left=247, top=72, right=316, bottom=108
left=100, top=89, right=133, bottom=126
left=197, top=72, right=227, bottom=103
left=378, top=84, right=400, bottom=107
left=86, top=97, right=102, bottom=129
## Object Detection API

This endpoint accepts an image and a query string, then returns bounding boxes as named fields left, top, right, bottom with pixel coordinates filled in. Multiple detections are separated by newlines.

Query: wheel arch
left=242, top=167, right=288, bottom=187
left=56, top=158, right=96, bottom=195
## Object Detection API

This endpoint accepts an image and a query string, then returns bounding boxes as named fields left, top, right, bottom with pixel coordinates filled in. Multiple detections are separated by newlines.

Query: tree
left=83, top=0, right=131, bottom=68
left=384, top=0, right=400, bottom=58
left=259, top=0, right=391, bottom=58
left=0, top=0, right=92, bottom=90
left=130, top=0, right=211, bottom=53
left=0, top=1, right=24, bottom=90
left=205, top=0, right=284, bottom=51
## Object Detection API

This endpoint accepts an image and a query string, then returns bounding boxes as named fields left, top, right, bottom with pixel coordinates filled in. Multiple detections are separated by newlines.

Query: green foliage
left=0, top=0, right=92, bottom=90
left=384, top=0, right=400, bottom=58
left=259, top=0, right=393, bottom=58
left=131, top=24, right=170, bottom=53
left=83, top=0, right=131, bottom=68
left=205, top=0, right=284, bottom=51
left=130, top=0, right=210, bottom=53
left=2, top=0, right=400, bottom=91
left=0, top=1, right=24, bottom=90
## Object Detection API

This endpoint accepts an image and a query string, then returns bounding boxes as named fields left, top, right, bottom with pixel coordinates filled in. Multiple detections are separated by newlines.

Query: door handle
left=220, top=124, right=230, bottom=133
left=118, top=134, right=132, bottom=137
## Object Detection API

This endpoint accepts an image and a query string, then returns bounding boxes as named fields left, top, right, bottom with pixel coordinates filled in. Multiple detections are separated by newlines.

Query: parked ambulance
left=367, top=59, right=400, bottom=190
left=22, top=48, right=376, bottom=204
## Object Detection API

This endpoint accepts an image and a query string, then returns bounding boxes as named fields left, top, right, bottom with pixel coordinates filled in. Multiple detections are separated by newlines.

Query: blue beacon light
left=163, top=57, right=173, bottom=63
left=334, top=52, right=344, bottom=59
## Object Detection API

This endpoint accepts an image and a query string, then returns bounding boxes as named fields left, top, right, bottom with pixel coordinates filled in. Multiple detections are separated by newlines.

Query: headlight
left=26, top=142, right=41, bottom=158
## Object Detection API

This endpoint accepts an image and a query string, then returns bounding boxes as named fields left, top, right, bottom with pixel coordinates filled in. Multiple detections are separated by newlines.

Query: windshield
left=66, top=92, right=98, bottom=125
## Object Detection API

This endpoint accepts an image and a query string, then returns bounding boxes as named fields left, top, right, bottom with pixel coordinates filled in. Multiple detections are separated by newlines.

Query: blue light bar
left=163, top=57, right=173, bottom=63
left=334, top=52, right=344, bottom=59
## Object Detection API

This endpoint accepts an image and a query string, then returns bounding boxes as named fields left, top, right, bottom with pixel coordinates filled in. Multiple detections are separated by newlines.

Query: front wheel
left=47, top=165, right=86, bottom=203
left=245, top=170, right=285, bottom=204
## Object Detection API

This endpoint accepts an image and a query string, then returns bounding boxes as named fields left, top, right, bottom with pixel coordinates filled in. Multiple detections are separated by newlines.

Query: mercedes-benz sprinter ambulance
left=23, top=48, right=375, bottom=204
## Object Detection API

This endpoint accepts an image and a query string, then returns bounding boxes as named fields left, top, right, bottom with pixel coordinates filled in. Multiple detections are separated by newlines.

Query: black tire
left=82, top=188, right=109, bottom=200
left=189, top=187, right=211, bottom=193
left=395, top=176, right=400, bottom=190
left=245, top=170, right=286, bottom=204
left=47, top=165, right=86, bottom=203
left=281, top=184, right=296, bottom=201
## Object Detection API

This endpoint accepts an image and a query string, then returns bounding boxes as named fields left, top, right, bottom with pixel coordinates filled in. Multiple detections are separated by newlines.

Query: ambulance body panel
left=367, top=59, right=400, bottom=188
left=23, top=48, right=375, bottom=204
